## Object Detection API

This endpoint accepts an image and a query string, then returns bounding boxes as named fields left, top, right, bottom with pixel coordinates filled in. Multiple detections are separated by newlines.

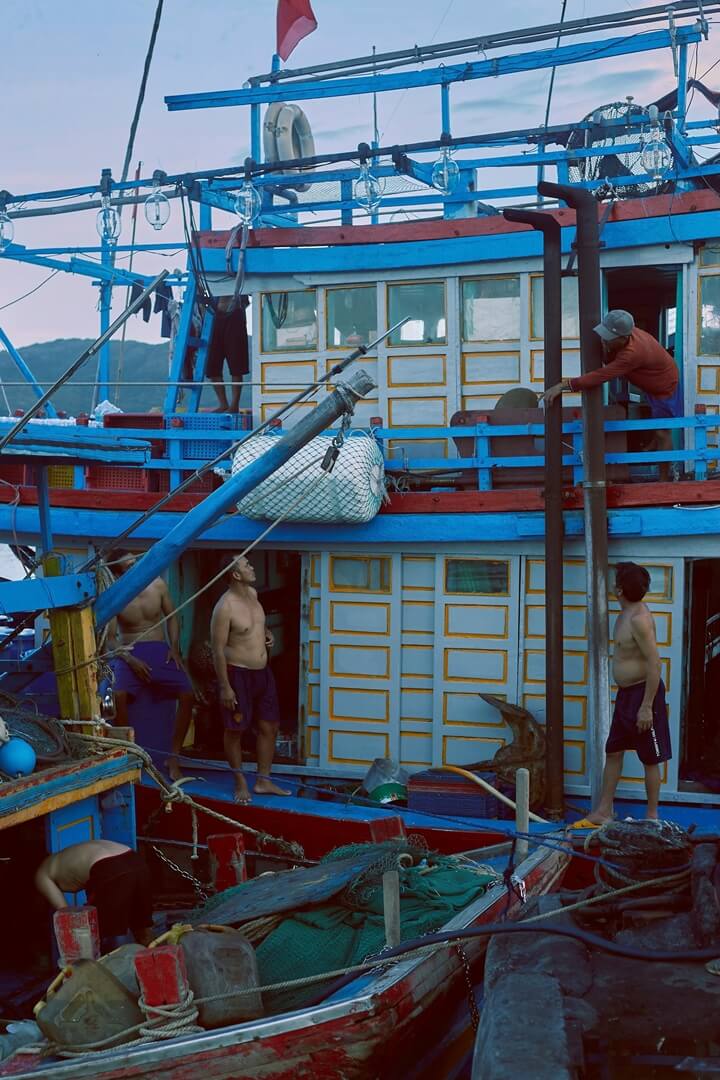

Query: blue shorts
left=111, top=641, right=192, bottom=700
left=221, top=665, right=280, bottom=732
left=645, top=385, right=682, bottom=419
left=605, top=680, right=672, bottom=765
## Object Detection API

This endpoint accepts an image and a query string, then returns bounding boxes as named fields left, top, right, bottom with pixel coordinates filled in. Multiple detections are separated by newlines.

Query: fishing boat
left=1, top=2, right=720, bottom=1068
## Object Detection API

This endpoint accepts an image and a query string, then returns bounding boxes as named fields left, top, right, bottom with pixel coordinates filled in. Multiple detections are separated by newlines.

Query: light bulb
left=431, top=148, right=460, bottom=195
left=144, top=188, right=171, bottom=231
left=96, top=196, right=121, bottom=243
left=640, top=137, right=672, bottom=181
left=234, top=181, right=261, bottom=225
left=353, top=163, right=383, bottom=213
left=0, top=210, right=14, bottom=252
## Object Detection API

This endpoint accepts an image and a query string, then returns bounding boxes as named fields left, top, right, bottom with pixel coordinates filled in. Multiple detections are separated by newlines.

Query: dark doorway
left=681, top=559, right=720, bottom=791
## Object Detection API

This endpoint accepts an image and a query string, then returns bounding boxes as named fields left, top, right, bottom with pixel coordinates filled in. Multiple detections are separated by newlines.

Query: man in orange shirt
left=543, top=310, right=681, bottom=480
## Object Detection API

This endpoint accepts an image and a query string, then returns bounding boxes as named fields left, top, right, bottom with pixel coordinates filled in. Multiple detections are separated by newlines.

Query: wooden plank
left=0, top=486, right=206, bottom=512
left=0, top=768, right=140, bottom=830
left=383, top=870, right=401, bottom=949
left=69, top=604, right=100, bottom=723
left=195, top=189, right=720, bottom=250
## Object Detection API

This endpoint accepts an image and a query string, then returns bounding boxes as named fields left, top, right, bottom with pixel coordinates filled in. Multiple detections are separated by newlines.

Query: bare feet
left=233, top=772, right=252, bottom=805
left=166, top=755, right=182, bottom=783
left=254, top=774, right=291, bottom=797
left=212, top=405, right=229, bottom=413
left=586, top=811, right=614, bottom=825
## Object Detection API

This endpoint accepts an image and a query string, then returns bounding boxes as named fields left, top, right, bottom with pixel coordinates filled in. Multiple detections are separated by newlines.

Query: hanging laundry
left=129, top=282, right=152, bottom=322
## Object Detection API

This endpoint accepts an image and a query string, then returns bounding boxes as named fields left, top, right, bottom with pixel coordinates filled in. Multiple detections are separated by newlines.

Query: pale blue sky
left=2, top=0, right=718, bottom=347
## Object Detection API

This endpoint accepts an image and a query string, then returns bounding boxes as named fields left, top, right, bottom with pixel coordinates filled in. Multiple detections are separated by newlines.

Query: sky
left=2, top=0, right=719, bottom=349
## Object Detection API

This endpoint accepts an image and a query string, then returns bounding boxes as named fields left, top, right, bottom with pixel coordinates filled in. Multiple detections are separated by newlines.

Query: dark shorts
left=87, top=851, right=153, bottom=940
left=221, top=665, right=280, bottom=732
left=606, top=680, right=672, bottom=765
left=206, top=306, right=249, bottom=380
left=645, top=384, right=682, bottom=419
left=111, top=641, right=192, bottom=701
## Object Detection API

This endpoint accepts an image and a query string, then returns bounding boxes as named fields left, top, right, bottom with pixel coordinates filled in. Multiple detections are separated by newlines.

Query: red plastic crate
left=0, top=462, right=28, bottom=487
left=86, top=466, right=153, bottom=491
left=103, top=413, right=165, bottom=458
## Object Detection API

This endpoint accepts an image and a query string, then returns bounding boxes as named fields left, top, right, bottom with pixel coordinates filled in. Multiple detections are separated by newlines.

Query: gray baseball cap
left=594, top=309, right=635, bottom=342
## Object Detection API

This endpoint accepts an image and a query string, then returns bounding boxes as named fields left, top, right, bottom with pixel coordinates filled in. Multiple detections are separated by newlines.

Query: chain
left=151, top=844, right=211, bottom=903
left=455, top=942, right=480, bottom=1032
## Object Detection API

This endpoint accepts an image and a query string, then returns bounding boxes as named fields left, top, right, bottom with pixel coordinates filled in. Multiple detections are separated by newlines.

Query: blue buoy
left=0, top=737, right=37, bottom=778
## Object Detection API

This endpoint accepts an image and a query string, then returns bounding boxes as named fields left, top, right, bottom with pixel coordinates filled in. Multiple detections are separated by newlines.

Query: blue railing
left=372, top=413, right=720, bottom=488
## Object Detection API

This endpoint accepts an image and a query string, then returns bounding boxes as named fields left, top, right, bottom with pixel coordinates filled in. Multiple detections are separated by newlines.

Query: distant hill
left=0, top=337, right=252, bottom=416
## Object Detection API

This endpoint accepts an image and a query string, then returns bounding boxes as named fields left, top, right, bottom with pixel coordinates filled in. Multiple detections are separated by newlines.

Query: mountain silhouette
left=0, top=337, right=252, bottom=416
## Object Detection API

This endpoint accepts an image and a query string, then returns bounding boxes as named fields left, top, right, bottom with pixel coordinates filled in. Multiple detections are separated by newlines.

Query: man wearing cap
left=543, top=310, right=681, bottom=480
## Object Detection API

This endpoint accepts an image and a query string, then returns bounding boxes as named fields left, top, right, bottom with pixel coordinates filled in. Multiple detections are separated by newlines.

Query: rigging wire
left=119, top=0, right=164, bottom=191
left=0, top=270, right=61, bottom=313
left=541, top=0, right=569, bottom=133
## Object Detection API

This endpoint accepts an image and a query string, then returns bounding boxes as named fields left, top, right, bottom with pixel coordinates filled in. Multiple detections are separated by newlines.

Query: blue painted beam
left=0, top=327, right=58, bottom=418
left=0, top=753, right=138, bottom=820
left=1, top=503, right=720, bottom=548
left=0, top=574, right=96, bottom=614
left=165, top=27, right=701, bottom=110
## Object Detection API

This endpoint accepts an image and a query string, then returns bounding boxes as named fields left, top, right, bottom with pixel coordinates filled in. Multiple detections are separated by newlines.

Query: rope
left=137, top=988, right=202, bottom=1041
left=70, top=733, right=304, bottom=860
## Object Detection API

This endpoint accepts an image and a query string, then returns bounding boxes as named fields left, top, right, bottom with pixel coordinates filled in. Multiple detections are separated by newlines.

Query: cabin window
left=530, top=275, right=580, bottom=339
left=700, top=243, right=720, bottom=266
left=330, top=555, right=391, bottom=593
left=326, top=286, right=377, bottom=349
left=462, top=276, right=520, bottom=342
left=699, top=275, right=720, bottom=354
left=387, top=283, right=447, bottom=345
left=444, top=558, right=509, bottom=595
left=261, top=290, right=317, bottom=352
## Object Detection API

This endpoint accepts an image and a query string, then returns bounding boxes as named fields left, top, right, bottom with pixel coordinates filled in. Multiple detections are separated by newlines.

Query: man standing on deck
left=542, top=310, right=681, bottom=481
left=587, top=562, right=671, bottom=824
left=35, top=839, right=154, bottom=948
left=210, top=555, right=290, bottom=804
left=107, top=550, right=194, bottom=783
left=206, top=296, right=250, bottom=413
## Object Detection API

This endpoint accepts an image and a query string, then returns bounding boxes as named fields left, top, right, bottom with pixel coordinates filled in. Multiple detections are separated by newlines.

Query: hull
left=2, top=840, right=568, bottom=1079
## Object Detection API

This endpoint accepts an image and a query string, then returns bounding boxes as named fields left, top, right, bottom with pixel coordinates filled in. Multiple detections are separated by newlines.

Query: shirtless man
left=107, top=550, right=194, bottom=782
left=588, top=561, right=671, bottom=824
left=35, top=839, right=154, bottom=947
left=210, top=555, right=290, bottom=804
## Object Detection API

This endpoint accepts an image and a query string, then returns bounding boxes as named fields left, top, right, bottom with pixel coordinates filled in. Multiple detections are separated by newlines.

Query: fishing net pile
left=190, top=840, right=500, bottom=1015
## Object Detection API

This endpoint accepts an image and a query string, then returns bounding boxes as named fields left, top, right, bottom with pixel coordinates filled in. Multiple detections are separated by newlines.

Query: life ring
left=263, top=102, right=315, bottom=192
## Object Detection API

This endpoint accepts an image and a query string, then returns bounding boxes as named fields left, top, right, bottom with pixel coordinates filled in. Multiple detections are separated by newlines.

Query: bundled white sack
left=231, top=432, right=385, bottom=523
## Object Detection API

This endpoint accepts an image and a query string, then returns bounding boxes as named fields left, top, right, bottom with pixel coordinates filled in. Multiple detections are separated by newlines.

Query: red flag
left=276, top=0, right=317, bottom=62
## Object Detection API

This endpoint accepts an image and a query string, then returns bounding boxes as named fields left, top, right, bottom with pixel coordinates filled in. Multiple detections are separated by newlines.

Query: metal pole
left=503, top=207, right=564, bottom=818
left=538, top=180, right=610, bottom=807
left=94, top=369, right=376, bottom=627
left=98, top=238, right=112, bottom=405
left=0, top=271, right=168, bottom=452
left=0, top=326, right=58, bottom=418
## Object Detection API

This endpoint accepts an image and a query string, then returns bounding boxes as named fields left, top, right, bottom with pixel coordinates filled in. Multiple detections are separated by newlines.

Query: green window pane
left=331, top=556, right=391, bottom=593
left=388, top=283, right=446, bottom=345
left=700, top=243, right=720, bottom=267
left=326, top=287, right=377, bottom=348
left=462, top=277, right=520, bottom=342
left=531, top=276, right=580, bottom=339
left=261, top=290, right=317, bottom=351
left=700, top=276, right=720, bottom=355
left=445, top=559, right=509, bottom=595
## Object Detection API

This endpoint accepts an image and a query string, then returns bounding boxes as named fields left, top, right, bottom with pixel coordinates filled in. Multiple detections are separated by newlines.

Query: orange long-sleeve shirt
left=569, top=328, right=679, bottom=398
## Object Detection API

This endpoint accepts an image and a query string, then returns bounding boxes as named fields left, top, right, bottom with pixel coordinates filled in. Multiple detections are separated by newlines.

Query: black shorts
left=605, top=680, right=672, bottom=765
left=87, top=850, right=153, bottom=940
left=220, top=665, right=280, bottom=732
left=206, top=306, right=249, bottom=380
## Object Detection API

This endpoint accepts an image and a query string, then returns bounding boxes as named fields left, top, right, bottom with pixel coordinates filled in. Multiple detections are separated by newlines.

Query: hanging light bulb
left=96, top=195, right=121, bottom=244
left=640, top=104, right=672, bottom=182
left=234, top=179, right=261, bottom=226
left=0, top=209, right=14, bottom=253
left=431, top=145, right=460, bottom=195
left=640, top=136, right=672, bottom=181
left=144, top=170, right=171, bottom=231
left=353, top=161, right=383, bottom=213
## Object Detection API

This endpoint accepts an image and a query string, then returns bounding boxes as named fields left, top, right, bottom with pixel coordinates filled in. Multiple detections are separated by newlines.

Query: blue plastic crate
left=408, top=768, right=515, bottom=820
left=167, top=411, right=253, bottom=460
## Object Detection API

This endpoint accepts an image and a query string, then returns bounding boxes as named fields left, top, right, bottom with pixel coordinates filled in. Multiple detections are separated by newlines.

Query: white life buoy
left=263, top=102, right=315, bottom=192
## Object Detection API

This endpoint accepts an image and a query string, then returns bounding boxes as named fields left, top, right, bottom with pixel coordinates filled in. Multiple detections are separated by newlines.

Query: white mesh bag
left=231, top=432, right=385, bottom=523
